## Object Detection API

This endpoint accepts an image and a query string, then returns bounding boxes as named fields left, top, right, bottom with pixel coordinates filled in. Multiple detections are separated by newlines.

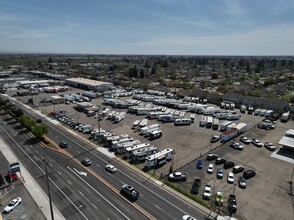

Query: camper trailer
left=149, top=129, right=162, bottom=139
left=226, top=114, right=241, bottom=120
left=114, top=112, right=126, bottom=122
left=206, top=116, right=213, bottom=128
left=111, top=137, right=133, bottom=150
left=145, top=148, right=175, bottom=168
left=199, top=116, right=207, bottom=127
left=220, top=121, right=232, bottom=131
left=139, top=124, right=160, bottom=135
left=116, top=140, right=141, bottom=155
left=132, top=120, right=141, bottom=128
left=125, top=143, right=151, bottom=158
left=212, top=118, right=219, bottom=130
left=174, top=118, right=192, bottom=126
left=132, top=146, right=159, bottom=162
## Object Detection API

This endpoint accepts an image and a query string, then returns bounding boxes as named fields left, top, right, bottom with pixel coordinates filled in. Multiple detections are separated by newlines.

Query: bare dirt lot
left=15, top=88, right=294, bottom=220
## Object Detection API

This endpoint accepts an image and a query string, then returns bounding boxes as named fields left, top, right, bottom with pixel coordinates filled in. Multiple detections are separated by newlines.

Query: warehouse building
left=279, top=129, right=294, bottom=153
left=65, top=78, right=113, bottom=92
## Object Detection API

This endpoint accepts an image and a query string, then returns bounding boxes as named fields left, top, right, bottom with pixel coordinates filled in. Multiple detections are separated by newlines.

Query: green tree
left=139, top=69, right=145, bottom=78
left=151, top=66, right=156, bottom=75
left=170, top=73, right=177, bottom=80
left=48, top=56, right=53, bottom=63
left=31, top=124, right=48, bottom=138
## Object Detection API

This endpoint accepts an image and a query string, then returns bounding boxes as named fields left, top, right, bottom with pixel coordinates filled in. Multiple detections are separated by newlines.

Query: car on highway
left=210, top=135, right=220, bottom=143
left=207, top=164, right=214, bottom=174
left=252, top=138, right=263, bottom=147
left=169, top=171, right=187, bottom=181
left=59, top=140, right=68, bottom=148
left=196, top=160, right=203, bottom=169
left=182, top=214, right=197, bottom=220
left=121, top=184, right=139, bottom=200
left=2, top=197, right=22, bottom=214
left=223, top=161, right=235, bottom=169
left=240, top=136, right=251, bottom=144
left=217, top=168, right=224, bottom=179
left=243, top=170, right=256, bottom=179
left=264, top=142, right=276, bottom=151
left=206, top=153, right=218, bottom=161
left=227, top=172, right=234, bottom=184
left=238, top=176, right=246, bottom=188
left=105, top=164, right=117, bottom=173
left=233, top=165, right=245, bottom=174
left=203, top=184, right=211, bottom=200
left=81, top=157, right=91, bottom=166
left=230, top=141, right=243, bottom=150
left=215, top=157, right=226, bottom=165
left=36, top=118, right=42, bottom=123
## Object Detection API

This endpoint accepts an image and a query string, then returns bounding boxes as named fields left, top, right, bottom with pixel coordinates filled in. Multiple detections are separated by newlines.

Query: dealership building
left=65, top=78, right=114, bottom=92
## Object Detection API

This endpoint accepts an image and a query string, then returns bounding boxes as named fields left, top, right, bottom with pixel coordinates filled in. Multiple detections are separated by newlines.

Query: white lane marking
left=92, top=203, right=98, bottom=209
left=79, top=191, right=84, bottom=196
left=67, top=180, right=72, bottom=185
left=0, top=126, right=89, bottom=220
left=36, top=150, right=38, bottom=154
left=73, top=167, right=87, bottom=177
left=154, top=204, right=161, bottom=210
left=95, top=164, right=101, bottom=168
left=76, top=150, right=81, bottom=154
left=67, top=166, right=131, bottom=220
left=57, top=171, right=61, bottom=176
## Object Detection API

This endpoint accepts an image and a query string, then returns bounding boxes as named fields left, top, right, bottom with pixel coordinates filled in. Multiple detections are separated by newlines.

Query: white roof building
left=279, top=129, right=294, bottom=151
left=65, top=78, right=113, bottom=92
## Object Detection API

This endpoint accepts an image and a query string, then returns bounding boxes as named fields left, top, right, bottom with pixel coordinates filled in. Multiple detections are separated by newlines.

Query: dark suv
left=224, top=161, right=235, bottom=169
left=243, top=170, right=256, bottom=179
left=59, top=141, right=68, bottom=148
left=191, top=178, right=201, bottom=194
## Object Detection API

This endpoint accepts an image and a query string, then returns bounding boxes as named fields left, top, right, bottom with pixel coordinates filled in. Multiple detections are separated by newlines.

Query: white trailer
left=139, top=118, right=148, bottom=127
left=220, top=128, right=238, bottom=142
left=240, top=105, right=247, bottom=113
left=149, top=130, right=162, bottom=139
left=265, top=110, right=274, bottom=117
left=203, top=107, right=215, bottom=115
left=227, top=123, right=236, bottom=130
left=159, top=114, right=177, bottom=122
left=79, top=124, right=91, bottom=132
left=174, top=118, right=192, bottom=126
left=226, top=114, right=241, bottom=120
left=259, top=109, right=267, bottom=116
left=219, top=121, right=232, bottom=131
left=254, top=109, right=261, bottom=115
left=215, top=112, right=228, bottom=119
left=189, top=113, right=195, bottom=123
left=140, top=124, right=160, bottom=135
left=206, top=116, right=213, bottom=128
left=114, top=112, right=126, bottom=122
left=145, top=148, right=175, bottom=168
left=132, top=146, right=159, bottom=162
left=199, top=116, right=207, bottom=127
left=125, top=143, right=151, bottom=158
left=116, top=140, right=141, bottom=154
left=111, top=137, right=133, bottom=150
left=132, top=120, right=141, bottom=128
left=212, top=118, right=219, bottom=130
left=235, top=123, right=247, bottom=134
left=83, top=91, right=97, bottom=98
left=281, top=111, right=290, bottom=122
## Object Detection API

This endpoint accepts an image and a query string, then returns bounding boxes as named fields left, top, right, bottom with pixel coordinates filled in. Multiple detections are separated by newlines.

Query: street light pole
left=43, top=155, right=54, bottom=220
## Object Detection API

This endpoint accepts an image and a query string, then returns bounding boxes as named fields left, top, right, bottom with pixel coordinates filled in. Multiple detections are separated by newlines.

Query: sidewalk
left=0, top=137, right=65, bottom=220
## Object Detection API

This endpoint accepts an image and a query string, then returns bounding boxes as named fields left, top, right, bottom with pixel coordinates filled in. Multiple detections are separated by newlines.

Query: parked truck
left=281, top=111, right=290, bottom=122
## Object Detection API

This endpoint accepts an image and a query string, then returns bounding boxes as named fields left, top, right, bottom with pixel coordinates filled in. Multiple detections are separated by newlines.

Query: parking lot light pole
left=233, top=183, right=237, bottom=195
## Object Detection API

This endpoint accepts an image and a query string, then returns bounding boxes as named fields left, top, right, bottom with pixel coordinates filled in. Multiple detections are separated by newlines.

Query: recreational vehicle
left=125, top=143, right=151, bottom=158
left=212, top=118, right=219, bottom=130
left=111, top=137, right=133, bottom=150
left=114, top=112, right=126, bottom=122
left=206, top=116, right=213, bottom=128
left=132, top=120, right=141, bottom=128
left=174, top=118, right=192, bottom=126
left=145, top=148, right=175, bottom=168
left=149, top=129, right=162, bottom=139
left=219, top=121, right=232, bottom=131
left=199, top=116, right=207, bottom=127
left=132, top=146, right=159, bottom=162
left=116, top=140, right=141, bottom=155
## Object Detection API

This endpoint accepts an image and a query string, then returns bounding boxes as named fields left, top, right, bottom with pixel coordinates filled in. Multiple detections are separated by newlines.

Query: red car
left=7, top=171, right=19, bottom=182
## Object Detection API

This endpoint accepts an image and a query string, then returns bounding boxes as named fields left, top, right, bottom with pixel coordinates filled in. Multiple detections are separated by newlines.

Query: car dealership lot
left=14, top=87, right=294, bottom=220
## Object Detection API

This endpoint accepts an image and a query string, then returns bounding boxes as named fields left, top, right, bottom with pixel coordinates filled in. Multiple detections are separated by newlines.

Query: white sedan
left=227, top=172, right=234, bottom=184
left=3, top=197, right=22, bottom=214
left=183, top=214, right=197, bottom=220
left=105, top=164, right=117, bottom=173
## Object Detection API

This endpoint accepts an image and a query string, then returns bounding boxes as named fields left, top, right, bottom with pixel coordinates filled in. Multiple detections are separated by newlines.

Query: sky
left=0, top=0, right=294, bottom=55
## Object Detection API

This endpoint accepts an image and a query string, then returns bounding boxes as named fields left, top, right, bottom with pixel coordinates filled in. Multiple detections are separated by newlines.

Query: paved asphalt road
left=0, top=112, right=147, bottom=220
left=0, top=95, right=208, bottom=220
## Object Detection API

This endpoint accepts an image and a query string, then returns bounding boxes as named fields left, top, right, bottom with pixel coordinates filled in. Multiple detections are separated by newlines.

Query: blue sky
left=0, top=0, right=294, bottom=55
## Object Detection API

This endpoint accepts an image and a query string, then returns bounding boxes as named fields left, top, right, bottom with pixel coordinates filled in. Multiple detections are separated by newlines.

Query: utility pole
left=43, top=155, right=54, bottom=220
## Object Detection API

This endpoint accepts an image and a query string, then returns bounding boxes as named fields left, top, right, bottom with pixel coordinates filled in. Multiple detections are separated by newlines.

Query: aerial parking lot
left=11, top=86, right=294, bottom=220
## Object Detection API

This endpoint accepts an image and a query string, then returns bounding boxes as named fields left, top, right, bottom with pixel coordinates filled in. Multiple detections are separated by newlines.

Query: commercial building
left=65, top=78, right=113, bottom=92
left=279, top=129, right=294, bottom=153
